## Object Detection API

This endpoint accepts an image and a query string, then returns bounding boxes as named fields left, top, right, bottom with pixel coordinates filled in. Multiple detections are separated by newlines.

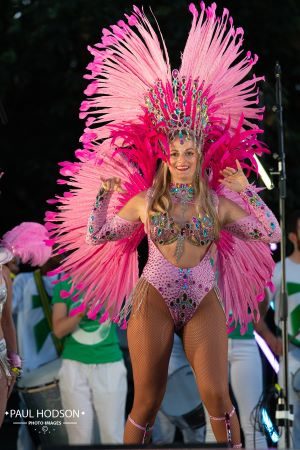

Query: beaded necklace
left=169, top=183, right=195, bottom=205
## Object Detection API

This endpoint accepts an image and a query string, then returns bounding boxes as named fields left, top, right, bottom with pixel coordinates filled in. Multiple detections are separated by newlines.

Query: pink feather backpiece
left=216, top=187, right=275, bottom=332
left=45, top=121, right=168, bottom=323
left=180, top=3, right=265, bottom=131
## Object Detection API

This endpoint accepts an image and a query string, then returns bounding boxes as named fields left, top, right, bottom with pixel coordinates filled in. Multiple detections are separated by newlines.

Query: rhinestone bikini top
left=147, top=184, right=217, bottom=261
left=149, top=211, right=215, bottom=247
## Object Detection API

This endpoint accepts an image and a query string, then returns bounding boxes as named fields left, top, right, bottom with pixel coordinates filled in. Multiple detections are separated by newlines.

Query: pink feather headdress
left=1, top=222, right=52, bottom=267
left=144, top=73, right=210, bottom=145
left=79, top=3, right=265, bottom=154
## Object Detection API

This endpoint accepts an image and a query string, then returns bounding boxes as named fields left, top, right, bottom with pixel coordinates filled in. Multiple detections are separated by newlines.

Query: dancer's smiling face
left=168, top=136, right=198, bottom=184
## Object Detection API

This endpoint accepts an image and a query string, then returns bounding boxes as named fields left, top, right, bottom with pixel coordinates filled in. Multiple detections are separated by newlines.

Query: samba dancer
left=0, top=222, right=51, bottom=426
left=47, top=3, right=281, bottom=446
left=13, top=254, right=68, bottom=449
left=0, top=262, right=18, bottom=427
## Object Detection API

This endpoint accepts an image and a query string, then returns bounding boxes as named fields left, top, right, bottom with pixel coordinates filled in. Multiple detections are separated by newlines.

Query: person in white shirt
left=13, top=256, right=67, bottom=450
left=271, top=210, right=300, bottom=449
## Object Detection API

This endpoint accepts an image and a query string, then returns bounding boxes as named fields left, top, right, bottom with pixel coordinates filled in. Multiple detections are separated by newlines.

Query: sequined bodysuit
left=142, top=207, right=216, bottom=328
left=142, top=237, right=216, bottom=328
left=86, top=185, right=281, bottom=329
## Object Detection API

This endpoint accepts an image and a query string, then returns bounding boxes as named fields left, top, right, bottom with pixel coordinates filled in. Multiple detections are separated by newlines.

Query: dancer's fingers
left=235, top=159, right=243, bottom=172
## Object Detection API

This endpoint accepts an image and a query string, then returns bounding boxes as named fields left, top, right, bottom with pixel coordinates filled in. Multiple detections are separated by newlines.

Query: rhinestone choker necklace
left=169, top=183, right=195, bottom=204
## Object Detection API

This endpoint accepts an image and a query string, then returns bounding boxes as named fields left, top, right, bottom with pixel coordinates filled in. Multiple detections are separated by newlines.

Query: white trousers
left=59, top=359, right=127, bottom=444
left=279, top=346, right=300, bottom=449
left=152, top=409, right=205, bottom=444
left=205, top=339, right=268, bottom=448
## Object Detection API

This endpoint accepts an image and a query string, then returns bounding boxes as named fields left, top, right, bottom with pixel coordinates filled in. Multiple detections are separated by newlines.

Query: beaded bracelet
left=239, top=184, right=262, bottom=208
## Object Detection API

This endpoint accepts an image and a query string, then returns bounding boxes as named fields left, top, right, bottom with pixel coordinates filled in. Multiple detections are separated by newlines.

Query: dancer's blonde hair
left=148, top=137, right=220, bottom=238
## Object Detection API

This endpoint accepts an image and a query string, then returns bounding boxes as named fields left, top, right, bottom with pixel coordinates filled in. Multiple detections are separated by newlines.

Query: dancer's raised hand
left=101, top=177, right=125, bottom=193
left=219, top=160, right=249, bottom=193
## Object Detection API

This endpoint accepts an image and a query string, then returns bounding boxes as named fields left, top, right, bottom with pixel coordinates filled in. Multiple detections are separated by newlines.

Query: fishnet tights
left=124, top=281, right=174, bottom=443
left=182, top=289, right=241, bottom=446
left=124, top=281, right=241, bottom=446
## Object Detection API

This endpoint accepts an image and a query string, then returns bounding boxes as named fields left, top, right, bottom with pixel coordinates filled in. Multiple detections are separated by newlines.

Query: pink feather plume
left=2, top=222, right=52, bottom=266
left=216, top=187, right=275, bottom=333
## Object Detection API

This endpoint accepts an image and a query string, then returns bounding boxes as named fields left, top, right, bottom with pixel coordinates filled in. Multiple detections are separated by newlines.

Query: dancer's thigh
left=182, top=289, right=229, bottom=399
left=127, top=280, right=174, bottom=393
left=0, top=368, right=8, bottom=426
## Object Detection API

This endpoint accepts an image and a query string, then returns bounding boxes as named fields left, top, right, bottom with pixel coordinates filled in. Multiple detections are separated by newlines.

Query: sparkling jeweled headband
left=145, top=69, right=210, bottom=145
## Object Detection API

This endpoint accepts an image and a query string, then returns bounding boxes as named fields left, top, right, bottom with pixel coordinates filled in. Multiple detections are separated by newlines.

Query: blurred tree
left=0, top=0, right=299, bottom=234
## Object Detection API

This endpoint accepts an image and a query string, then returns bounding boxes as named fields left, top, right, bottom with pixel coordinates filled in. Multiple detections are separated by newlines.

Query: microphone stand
left=272, top=62, right=293, bottom=448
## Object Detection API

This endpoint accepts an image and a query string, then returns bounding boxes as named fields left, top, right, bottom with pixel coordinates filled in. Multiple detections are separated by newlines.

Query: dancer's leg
left=182, top=289, right=241, bottom=447
left=0, top=365, right=9, bottom=426
left=124, top=281, right=174, bottom=444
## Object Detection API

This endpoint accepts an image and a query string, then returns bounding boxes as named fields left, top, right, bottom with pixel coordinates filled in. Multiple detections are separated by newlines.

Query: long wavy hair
left=147, top=138, right=220, bottom=238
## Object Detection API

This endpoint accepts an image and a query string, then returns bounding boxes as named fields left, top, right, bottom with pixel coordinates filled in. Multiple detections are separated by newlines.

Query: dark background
left=0, top=2, right=298, bottom=447
left=1, top=0, right=300, bottom=236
